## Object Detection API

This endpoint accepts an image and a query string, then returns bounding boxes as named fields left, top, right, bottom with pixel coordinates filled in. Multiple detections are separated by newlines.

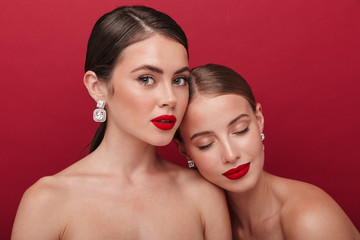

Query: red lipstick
left=151, top=115, right=176, bottom=130
left=223, top=163, right=250, bottom=180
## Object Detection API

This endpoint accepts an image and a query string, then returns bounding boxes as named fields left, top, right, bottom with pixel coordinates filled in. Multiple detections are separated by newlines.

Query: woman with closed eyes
left=11, top=7, right=231, bottom=240
left=176, top=63, right=360, bottom=240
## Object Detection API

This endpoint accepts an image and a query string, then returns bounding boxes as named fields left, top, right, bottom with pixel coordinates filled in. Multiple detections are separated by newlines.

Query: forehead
left=181, top=94, right=253, bottom=135
left=117, top=34, right=188, bottom=68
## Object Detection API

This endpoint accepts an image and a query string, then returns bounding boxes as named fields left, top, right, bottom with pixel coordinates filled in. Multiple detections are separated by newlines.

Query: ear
left=255, top=103, right=265, bottom=133
left=174, top=139, right=191, bottom=160
left=83, top=70, right=109, bottom=102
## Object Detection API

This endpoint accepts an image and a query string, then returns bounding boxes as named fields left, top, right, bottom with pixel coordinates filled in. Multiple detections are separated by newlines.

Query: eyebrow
left=175, top=66, right=190, bottom=74
left=228, top=113, right=249, bottom=127
left=131, top=65, right=190, bottom=75
left=190, top=131, right=212, bottom=140
left=189, top=114, right=250, bottom=140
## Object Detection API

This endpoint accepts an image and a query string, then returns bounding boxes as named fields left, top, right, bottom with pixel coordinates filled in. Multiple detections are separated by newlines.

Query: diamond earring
left=188, top=159, right=196, bottom=169
left=261, top=133, right=265, bottom=141
left=93, top=100, right=106, bottom=122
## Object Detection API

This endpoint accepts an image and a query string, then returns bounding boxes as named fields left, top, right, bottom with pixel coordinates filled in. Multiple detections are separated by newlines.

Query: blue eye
left=139, top=76, right=155, bottom=85
left=173, top=76, right=188, bottom=86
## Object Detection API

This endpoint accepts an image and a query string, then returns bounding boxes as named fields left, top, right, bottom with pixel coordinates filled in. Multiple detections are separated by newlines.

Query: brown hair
left=175, top=64, right=256, bottom=142
left=188, top=64, right=256, bottom=110
left=85, top=6, right=188, bottom=152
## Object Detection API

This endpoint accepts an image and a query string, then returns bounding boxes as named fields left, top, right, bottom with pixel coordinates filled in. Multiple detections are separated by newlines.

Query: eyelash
left=233, top=127, right=249, bottom=135
left=173, top=76, right=189, bottom=86
left=197, top=127, right=249, bottom=151
left=198, top=142, right=214, bottom=150
left=138, top=75, right=155, bottom=85
left=138, top=76, right=189, bottom=86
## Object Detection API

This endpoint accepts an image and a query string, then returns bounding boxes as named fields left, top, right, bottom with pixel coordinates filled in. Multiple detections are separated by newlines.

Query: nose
left=222, top=138, right=239, bottom=164
left=159, top=82, right=177, bottom=108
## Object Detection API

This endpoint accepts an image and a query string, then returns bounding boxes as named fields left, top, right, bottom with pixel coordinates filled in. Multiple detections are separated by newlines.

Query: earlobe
left=83, top=70, right=108, bottom=102
left=255, top=103, right=265, bottom=133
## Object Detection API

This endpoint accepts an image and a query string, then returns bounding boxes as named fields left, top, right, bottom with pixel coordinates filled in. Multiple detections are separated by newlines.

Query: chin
left=154, top=141, right=172, bottom=147
left=148, top=135, right=174, bottom=147
left=225, top=183, right=255, bottom=193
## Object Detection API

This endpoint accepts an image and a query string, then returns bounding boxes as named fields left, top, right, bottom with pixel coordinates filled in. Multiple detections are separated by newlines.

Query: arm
left=11, top=177, right=64, bottom=240
left=197, top=180, right=232, bottom=240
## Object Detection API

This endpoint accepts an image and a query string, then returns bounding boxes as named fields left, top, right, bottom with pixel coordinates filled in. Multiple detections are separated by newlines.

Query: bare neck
left=87, top=124, right=163, bottom=177
left=226, top=172, right=281, bottom=233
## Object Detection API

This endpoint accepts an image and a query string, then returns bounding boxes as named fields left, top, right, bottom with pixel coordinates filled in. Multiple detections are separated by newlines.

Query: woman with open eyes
left=176, top=63, right=360, bottom=240
left=11, top=7, right=231, bottom=240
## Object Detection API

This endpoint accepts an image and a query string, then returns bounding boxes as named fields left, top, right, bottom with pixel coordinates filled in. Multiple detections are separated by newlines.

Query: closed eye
left=198, top=141, right=214, bottom=150
left=233, top=127, right=249, bottom=135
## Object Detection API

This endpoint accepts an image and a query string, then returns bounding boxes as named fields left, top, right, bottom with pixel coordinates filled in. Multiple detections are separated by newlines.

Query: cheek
left=195, top=156, right=221, bottom=181
left=174, top=90, right=189, bottom=120
left=242, top=136, right=262, bottom=154
left=178, top=101, right=188, bottom=119
left=241, top=128, right=263, bottom=153
left=176, top=89, right=189, bottom=107
left=190, top=149, right=219, bottom=171
left=120, top=90, right=155, bottom=112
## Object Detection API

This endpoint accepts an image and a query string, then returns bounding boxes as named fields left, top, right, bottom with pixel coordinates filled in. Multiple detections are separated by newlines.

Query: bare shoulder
left=274, top=176, right=360, bottom=239
left=176, top=167, right=232, bottom=239
left=11, top=175, right=69, bottom=239
left=162, top=162, right=231, bottom=240
left=22, top=175, right=66, bottom=202
left=20, top=157, right=89, bottom=202
left=11, top=156, right=93, bottom=239
left=166, top=163, right=225, bottom=199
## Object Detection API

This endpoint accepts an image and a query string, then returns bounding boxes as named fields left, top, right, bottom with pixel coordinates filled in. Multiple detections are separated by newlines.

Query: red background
left=1, top=0, right=359, bottom=238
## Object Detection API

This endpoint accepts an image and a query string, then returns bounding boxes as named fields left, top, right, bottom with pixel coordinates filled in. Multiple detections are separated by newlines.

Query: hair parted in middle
left=85, top=5, right=189, bottom=152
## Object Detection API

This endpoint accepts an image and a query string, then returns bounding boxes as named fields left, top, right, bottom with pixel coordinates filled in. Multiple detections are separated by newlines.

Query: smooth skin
left=11, top=35, right=231, bottom=240
left=178, top=93, right=360, bottom=240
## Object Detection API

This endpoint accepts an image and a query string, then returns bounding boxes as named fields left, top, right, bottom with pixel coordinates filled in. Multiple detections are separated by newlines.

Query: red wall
left=1, top=0, right=359, bottom=238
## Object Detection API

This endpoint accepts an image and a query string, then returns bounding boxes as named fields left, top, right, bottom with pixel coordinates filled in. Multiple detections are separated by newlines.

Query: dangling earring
left=93, top=100, right=106, bottom=122
left=260, top=133, right=265, bottom=150
left=188, top=159, right=196, bottom=169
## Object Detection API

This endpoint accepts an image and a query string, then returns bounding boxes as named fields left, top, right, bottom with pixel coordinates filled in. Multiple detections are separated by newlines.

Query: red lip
left=151, top=115, right=176, bottom=130
left=222, top=163, right=250, bottom=180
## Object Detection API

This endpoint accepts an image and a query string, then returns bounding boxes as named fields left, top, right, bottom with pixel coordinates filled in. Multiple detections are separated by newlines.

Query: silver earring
left=188, top=159, right=196, bottom=169
left=93, top=100, right=106, bottom=122
left=261, top=133, right=265, bottom=141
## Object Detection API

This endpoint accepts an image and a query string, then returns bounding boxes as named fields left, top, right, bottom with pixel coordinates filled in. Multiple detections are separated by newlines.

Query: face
left=179, top=94, right=264, bottom=193
left=105, top=34, right=189, bottom=146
